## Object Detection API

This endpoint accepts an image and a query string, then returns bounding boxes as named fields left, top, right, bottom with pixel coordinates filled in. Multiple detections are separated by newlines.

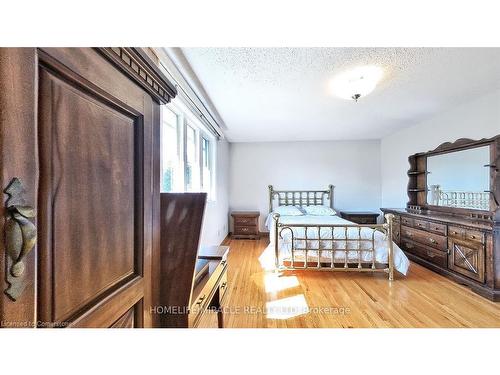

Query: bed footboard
left=273, top=213, right=395, bottom=280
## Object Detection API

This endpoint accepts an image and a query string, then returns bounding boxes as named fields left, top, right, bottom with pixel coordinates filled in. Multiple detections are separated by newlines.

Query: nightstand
left=340, top=211, right=379, bottom=224
left=231, top=211, right=260, bottom=239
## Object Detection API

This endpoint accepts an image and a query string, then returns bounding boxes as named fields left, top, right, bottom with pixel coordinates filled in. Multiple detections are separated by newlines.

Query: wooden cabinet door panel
left=32, top=48, right=155, bottom=328
left=1, top=48, right=173, bottom=327
left=36, top=57, right=152, bottom=327
left=38, top=69, right=138, bottom=323
left=448, top=239, right=485, bottom=283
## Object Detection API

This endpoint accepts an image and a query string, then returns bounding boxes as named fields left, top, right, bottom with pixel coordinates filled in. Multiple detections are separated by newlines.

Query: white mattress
left=265, top=214, right=410, bottom=275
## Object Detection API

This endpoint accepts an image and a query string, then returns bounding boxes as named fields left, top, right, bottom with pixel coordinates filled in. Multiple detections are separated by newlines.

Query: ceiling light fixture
left=330, top=65, right=383, bottom=102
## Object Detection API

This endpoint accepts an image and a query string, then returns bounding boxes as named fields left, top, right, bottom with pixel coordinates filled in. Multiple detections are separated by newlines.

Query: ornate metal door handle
left=4, top=178, right=37, bottom=301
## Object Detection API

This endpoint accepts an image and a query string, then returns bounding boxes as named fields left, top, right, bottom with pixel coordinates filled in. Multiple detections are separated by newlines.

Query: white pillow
left=274, top=205, right=304, bottom=216
left=302, top=205, right=337, bottom=216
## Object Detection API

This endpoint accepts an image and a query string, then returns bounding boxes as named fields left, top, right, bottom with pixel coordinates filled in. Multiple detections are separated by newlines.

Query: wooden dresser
left=190, top=246, right=229, bottom=328
left=381, top=136, right=500, bottom=301
left=382, top=208, right=493, bottom=293
left=231, top=211, right=260, bottom=239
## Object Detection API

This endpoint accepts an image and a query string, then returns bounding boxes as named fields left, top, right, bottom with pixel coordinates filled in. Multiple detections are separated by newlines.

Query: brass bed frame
left=269, top=185, right=395, bottom=280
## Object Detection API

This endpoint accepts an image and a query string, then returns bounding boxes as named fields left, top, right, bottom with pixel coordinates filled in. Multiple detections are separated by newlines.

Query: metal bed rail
left=273, top=213, right=395, bottom=280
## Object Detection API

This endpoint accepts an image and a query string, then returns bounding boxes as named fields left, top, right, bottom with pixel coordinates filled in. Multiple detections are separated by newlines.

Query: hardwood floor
left=221, top=237, right=500, bottom=328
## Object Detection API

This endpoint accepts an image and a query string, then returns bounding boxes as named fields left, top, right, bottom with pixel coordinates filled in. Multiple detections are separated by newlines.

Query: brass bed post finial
left=273, top=213, right=280, bottom=269
left=268, top=185, right=274, bottom=214
left=384, top=213, right=395, bottom=281
left=328, top=185, right=335, bottom=209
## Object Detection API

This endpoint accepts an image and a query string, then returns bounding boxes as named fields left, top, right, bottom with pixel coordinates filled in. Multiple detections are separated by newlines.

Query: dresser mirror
left=427, top=145, right=490, bottom=210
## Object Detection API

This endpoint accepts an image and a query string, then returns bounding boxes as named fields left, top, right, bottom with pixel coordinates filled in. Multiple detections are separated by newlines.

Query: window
left=201, top=137, right=212, bottom=194
left=185, top=123, right=199, bottom=192
left=160, top=103, right=216, bottom=200
left=160, top=108, right=182, bottom=192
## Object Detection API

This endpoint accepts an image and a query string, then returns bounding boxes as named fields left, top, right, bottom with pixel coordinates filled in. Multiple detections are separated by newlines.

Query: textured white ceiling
left=181, top=48, right=500, bottom=142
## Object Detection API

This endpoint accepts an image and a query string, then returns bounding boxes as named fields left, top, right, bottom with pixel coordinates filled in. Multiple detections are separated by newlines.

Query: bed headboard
left=268, top=185, right=335, bottom=213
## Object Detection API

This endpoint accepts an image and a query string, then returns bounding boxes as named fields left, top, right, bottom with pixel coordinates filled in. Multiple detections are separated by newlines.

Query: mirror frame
left=407, top=136, right=500, bottom=219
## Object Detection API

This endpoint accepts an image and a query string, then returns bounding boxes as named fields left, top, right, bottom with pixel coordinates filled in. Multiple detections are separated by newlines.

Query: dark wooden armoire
left=0, top=48, right=177, bottom=327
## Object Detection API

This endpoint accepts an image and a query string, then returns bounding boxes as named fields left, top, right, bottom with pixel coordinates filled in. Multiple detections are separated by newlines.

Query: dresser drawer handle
left=426, top=251, right=436, bottom=258
left=406, top=232, right=412, bottom=237
left=469, top=234, right=477, bottom=240
left=195, top=295, right=206, bottom=306
left=406, top=243, right=414, bottom=249
left=451, top=231, right=458, bottom=235
left=221, top=282, right=227, bottom=289
left=417, top=223, right=423, bottom=227
left=241, top=227, right=249, bottom=232
left=428, top=238, right=437, bottom=244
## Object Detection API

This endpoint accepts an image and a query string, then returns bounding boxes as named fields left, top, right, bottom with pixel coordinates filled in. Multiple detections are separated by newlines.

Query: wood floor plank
left=221, top=237, right=500, bottom=328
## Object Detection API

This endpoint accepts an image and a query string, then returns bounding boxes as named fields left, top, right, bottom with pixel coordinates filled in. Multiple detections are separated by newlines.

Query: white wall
left=381, top=88, right=500, bottom=208
left=199, top=139, right=230, bottom=246
left=229, top=140, right=382, bottom=231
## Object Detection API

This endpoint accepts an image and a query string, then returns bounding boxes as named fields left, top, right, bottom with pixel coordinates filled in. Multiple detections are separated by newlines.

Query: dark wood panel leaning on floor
left=0, top=48, right=176, bottom=328
left=221, top=237, right=500, bottom=328
left=382, top=136, right=500, bottom=301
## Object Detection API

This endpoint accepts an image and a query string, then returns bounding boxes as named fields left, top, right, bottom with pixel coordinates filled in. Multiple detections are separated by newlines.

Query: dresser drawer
left=401, top=225, right=447, bottom=251
left=401, top=216, right=414, bottom=227
left=234, top=225, right=258, bottom=235
left=448, top=226, right=466, bottom=239
left=427, top=222, right=447, bottom=236
left=392, top=224, right=401, bottom=244
left=219, top=269, right=228, bottom=304
left=401, top=239, right=447, bottom=268
left=465, top=229, right=484, bottom=244
left=413, top=219, right=429, bottom=231
left=189, top=259, right=226, bottom=328
left=448, top=226, right=484, bottom=244
left=234, top=216, right=258, bottom=226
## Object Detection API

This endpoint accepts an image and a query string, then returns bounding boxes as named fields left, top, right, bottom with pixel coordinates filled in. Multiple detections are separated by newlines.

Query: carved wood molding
left=419, top=136, right=500, bottom=156
left=97, top=48, right=177, bottom=104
